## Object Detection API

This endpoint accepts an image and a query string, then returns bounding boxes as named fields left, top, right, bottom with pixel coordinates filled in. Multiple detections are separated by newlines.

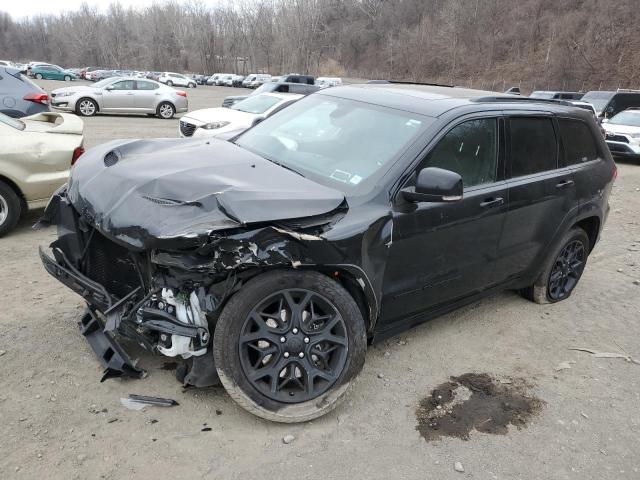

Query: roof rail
left=388, top=80, right=454, bottom=88
left=472, top=96, right=575, bottom=107
left=616, top=88, right=640, bottom=93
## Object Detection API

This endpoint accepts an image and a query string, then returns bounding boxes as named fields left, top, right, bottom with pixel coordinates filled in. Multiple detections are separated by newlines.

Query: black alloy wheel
left=238, top=289, right=348, bottom=403
left=547, top=239, right=586, bottom=300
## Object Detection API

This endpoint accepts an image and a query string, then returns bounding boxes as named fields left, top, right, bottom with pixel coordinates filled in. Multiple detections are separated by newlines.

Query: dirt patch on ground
left=416, top=373, right=543, bottom=442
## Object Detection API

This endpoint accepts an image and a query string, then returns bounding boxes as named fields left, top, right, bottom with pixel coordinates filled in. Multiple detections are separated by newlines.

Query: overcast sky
left=1, top=0, right=181, bottom=19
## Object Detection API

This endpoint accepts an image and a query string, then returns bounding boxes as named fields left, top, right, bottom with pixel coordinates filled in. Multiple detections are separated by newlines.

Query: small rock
left=35, top=395, right=41, bottom=399
left=0, top=350, right=6, bottom=356
left=454, top=461, right=465, bottom=473
left=633, top=280, right=640, bottom=286
left=77, top=454, right=87, bottom=462
left=36, top=453, right=42, bottom=459
left=15, top=466, right=20, bottom=472
left=283, top=434, right=296, bottom=444
left=581, top=412, right=589, bottom=419
left=436, top=405, right=442, bottom=410
left=383, top=351, right=390, bottom=357
left=617, top=268, right=624, bottom=273
left=377, top=373, right=384, bottom=379
left=107, top=418, right=118, bottom=424
left=19, top=416, right=27, bottom=422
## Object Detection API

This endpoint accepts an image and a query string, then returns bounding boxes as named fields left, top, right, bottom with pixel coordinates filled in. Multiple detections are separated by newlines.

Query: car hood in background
left=67, top=138, right=345, bottom=249
left=181, top=107, right=257, bottom=126
left=604, top=123, right=640, bottom=137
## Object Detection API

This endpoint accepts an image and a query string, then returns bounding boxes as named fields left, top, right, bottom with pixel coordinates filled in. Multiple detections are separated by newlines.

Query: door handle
left=480, top=197, right=504, bottom=208
left=556, top=179, right=575, bottom=189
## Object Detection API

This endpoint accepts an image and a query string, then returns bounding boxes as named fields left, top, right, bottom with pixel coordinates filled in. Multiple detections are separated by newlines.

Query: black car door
left=492, top=114, right=575, bottom=284
left=380, top=116, right=509, bottom=325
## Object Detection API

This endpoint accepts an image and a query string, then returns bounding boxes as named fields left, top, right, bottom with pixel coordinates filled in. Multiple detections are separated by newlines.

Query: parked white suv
left=602, top=108, right=640, bottom=159
left=158, top=72, right=196, bottom=88
left=248, top=74, right=272, bottom=88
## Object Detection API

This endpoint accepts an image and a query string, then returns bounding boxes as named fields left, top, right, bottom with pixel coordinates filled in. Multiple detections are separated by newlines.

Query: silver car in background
left=50, top=77, right=188, bottom=119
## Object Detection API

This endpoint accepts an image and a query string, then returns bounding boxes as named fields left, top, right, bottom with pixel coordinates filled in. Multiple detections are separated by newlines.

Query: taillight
left=23, top=93, right=49, bottom=104
left=71, top=146, right=84, bottom=165
left=176, top=91, right=187, bottom=97
left=612, top=163, right=618, bottom=182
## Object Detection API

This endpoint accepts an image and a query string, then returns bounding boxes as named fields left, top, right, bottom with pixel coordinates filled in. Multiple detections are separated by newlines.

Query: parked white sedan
left=178, top=92, right=302, bottom=138
left=51, top=77, right=188, bottom=119
left=0, top=112, right=84, bottom=236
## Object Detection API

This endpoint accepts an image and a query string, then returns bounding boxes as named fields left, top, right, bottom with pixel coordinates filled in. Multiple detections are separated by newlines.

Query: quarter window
left=509, top=117, right=557, bottom=177
left=558, top=119, right=599, bottom=165
left=421, top=118, right=497, bottom=188
left=136, top=80, right=159, bottom=90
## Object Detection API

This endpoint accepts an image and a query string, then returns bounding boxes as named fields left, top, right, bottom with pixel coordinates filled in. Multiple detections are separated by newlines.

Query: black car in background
left=40, top=84, right=615, bottom=423
left=0, top=66, right=49, bottom=117
left=582, top=89, right=640, bottom=118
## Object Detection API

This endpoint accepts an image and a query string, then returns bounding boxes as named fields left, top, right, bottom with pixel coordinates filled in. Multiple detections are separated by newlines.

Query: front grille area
left=179, top=120, right=197, bottom=137
left=606, top=133, right=630, bottom=143
left=84, top=230, right=142, bottom=299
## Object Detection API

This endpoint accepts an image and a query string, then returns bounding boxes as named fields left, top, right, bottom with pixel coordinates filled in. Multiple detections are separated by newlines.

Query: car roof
left=259, top=92, right=304, bottom=100
left=317, top=83, right=594, bottom=118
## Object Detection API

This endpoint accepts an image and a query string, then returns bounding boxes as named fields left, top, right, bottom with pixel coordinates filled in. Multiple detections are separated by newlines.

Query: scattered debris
left=416, top=373, right=543, bottom=442
left=633, top=280, right=640, bottom=286
left=107, top=418, right=118, bottom=424
left=122, top=394, right=179, bottom=410
left=283, top=434, right=296, bottom=444
left=377, top=373, right=384, bottom=379
left=454, top=461, right=465, bottom=473
left=580, top=412, right=589, bottom=419
left=0, top=350, right=6, bottom=356
left=201, top=427, right=212, bottom=432
left=215, top=409, right=222, bottom=416
left=555, top=361, right=575, bottom=371
left=569, top=348, right=640, bottom=365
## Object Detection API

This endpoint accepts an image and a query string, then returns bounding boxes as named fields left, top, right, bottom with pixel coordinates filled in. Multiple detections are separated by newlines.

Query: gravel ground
left=1, top=79, right=639, bottom=480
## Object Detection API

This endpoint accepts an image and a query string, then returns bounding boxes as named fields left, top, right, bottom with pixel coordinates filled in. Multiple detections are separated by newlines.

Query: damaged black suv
left=40, top=84, right=615, bottom=422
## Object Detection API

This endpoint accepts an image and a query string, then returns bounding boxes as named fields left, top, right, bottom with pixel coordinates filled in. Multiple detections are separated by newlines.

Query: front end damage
left=39, top=186, right=381, bottom=387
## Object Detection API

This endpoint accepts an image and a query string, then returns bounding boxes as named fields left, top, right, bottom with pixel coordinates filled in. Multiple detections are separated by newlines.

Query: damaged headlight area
left=38, top=187, right=350, bottom=388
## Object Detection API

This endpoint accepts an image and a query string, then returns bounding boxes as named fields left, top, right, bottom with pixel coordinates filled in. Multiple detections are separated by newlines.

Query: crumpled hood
left=67, top=137, right=345, bottom=249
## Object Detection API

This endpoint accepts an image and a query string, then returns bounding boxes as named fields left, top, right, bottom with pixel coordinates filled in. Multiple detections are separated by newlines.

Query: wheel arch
left=0, top=174, right=27, bottom=212
left=573, top=215, right=600, bottom=253
left=77, top=96, right=100, bottom=113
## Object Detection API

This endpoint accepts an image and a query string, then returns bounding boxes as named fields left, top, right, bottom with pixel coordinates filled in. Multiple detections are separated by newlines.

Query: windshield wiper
left=264, top=157, right=306, bottom=177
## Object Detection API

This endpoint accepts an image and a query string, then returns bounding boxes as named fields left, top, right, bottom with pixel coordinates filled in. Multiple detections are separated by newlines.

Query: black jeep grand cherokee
left=40, top=84, right=615, bottom=422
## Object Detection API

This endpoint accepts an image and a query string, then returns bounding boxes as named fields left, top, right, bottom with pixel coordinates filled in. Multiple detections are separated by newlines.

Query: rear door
left=134, top=80, right=160, bottom=111
left=493, top=114, right=575, bottom=284
left=102, top=80, right=135, bottom=110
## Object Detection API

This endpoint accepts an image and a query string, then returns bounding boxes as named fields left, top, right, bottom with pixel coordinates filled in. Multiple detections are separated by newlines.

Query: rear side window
left=509, top=117, right=557, bottom=177
left=558, top=119, right=599, bottom=165
left=136, top=80, right=158, bottom=90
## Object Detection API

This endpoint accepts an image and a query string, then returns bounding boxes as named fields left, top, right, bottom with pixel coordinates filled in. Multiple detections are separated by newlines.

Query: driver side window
left=110, top=80, right=135, bottom=90
left=421, top=118, right=497, bottom=188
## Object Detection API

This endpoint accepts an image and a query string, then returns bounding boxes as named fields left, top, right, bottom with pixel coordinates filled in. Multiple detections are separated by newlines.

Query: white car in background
left=0, top=111, right=84, bottom=236
left=178, top=92, right=302, bottom=138
left=602, top=108, right=640, bottom=159
left=316, top=77, right=343, bottom=88
left=248, top=74, right=272, bottom=88
left=158, top=72, right=197, bottom=88
left=206, top=73, right=223, bottom=85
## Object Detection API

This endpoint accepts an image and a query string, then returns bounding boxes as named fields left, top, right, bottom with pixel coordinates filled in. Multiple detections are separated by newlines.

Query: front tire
left=156, top=102, right=175, bottom=119
left=166, top=80, right=173, bottom=86
left=188, top=82, right=196, bottom=88
left=0, top=181, right=22, bottom=237
left=522, top=227, right=590, bottom=304
left=76, top=98, right=98, bottom=117
left=35, top=73, right=43, bottom=80
left=64, top=75, right=71, bottom=81
left=213, top=270, right=367, bottom=423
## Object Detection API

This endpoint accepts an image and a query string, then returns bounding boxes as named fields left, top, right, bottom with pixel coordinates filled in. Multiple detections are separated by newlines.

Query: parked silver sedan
left=50, top=77, right=188, bottom=119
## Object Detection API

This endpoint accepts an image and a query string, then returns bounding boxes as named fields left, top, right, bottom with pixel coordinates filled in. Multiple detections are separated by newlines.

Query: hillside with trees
left=1, top=0, right=637, bottom=93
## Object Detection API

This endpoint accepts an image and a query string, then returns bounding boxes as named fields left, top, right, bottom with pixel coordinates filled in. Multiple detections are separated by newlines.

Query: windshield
left=235, top=95, right=430, bottom=195
left=93, top=78, right=115, bottom=88
left=231, top=95, right=281, bottom=114
left=252, top=83, right=276, bottom=95
left=0, top=112, right=25, bottom=130
left=609, top=110, right=640, bottom=127
left=581, top=92, right=614, bottom=113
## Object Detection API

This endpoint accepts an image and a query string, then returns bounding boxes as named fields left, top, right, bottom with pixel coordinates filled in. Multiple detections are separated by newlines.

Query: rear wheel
left=213, top=270, right=367, bottom=423
left=0, top=181, right=22, bottom=238
left=521, top=227, right=589, bottom=304
left=35, top=73, right=43, bottom=80
left=76, top=98, right=97, bottom=117
left=188, top=82, right=196, bottom=88
left=157, top=102, right=175, bottom=119
left=64, top=75, right=71, bottom=82
left=166, top=80, right=173, bottom=86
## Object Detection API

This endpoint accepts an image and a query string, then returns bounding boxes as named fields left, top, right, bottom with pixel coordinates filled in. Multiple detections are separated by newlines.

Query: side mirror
left=105, top=85, right=114, bottom=91
left=401, top=167, right=463, bottom=203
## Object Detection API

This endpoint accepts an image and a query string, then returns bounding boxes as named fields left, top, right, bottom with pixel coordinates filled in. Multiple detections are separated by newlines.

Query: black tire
left=521, top=227, right=590, bottom=304
left=75, top=97, right=98, bottom=117
left=64, top=75, right=71, bottom=81
left=0, top=181, right=22, bottom=237
left=166, top=80, right=173, bottom=86
left=35, top=73, right=43, bottom=80
left=188, top=82, right=196, bottom=88
left=213, top=270, right=367, bottom=423
left=156, top=102, right=175, bottom=119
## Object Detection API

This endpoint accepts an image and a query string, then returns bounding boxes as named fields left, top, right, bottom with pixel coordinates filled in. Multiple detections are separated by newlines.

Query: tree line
left=1, top=0, right=638, bottom=93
